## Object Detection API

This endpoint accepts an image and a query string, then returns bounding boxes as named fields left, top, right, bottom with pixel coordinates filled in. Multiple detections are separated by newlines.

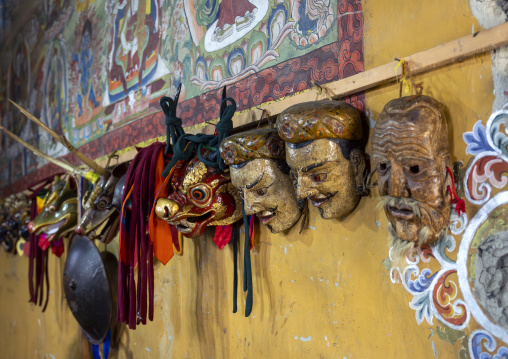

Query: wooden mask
left=220, top=129, right=303, bottom=233
left=154, top=151, right=242, bottom=239
left=28, top=175, right=78, bottom=243
left=371, top=95, right=452, bottom=252
left=276, top=100, right=367, bottom=219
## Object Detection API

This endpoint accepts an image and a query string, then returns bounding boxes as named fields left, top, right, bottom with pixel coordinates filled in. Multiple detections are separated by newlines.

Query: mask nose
left=75, top=225, right=85, bottom=235
left=27, top=221, right=35, bottom=233
left=386, top=163, right=410, bottom=198
left=243, top=192, right=263, bottom=216
left=155, top=198, right=180, bottom=220
left=296, top=176, right=317, bottom=200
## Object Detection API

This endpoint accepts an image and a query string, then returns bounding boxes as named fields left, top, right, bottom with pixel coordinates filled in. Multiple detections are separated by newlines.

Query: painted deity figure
left=371, top=95, right=452, bottom=259
left=220, top=129, right=304, bottom=233
left=73, top=20, right=100, bottom=118
left=276, top=100, right=368, bottom=220
left=212, top=0, right=257, bottom=41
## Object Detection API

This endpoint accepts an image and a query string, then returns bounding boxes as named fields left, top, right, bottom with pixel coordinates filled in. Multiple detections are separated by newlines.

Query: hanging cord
left=161, top=86, right=236, bottom=177
left=232, top=222, right=238, bottom=313
left=446, top=166, right=466, bottom=216
left=160, top=84, right=185, bottom=157
left=241, top=200, right=253, bottom=317
left=394, top=58, right=424, bottom=98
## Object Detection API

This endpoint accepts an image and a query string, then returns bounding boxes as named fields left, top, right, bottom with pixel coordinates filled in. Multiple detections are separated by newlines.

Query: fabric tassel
left=27, top=177, right=54, bottom=311
left=118, top=142, right=164, bottom=329
left=214, top=224, right=233, bottom=250
left=51, top=237, right=65, bottom=257
left=446, top=166, right=466, bottom=216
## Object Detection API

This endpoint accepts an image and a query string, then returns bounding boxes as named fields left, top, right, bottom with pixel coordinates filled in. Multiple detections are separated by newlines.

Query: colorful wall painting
left=388, top=105, right=508, bottom=358
left=0, top=0, right=363, bottom=192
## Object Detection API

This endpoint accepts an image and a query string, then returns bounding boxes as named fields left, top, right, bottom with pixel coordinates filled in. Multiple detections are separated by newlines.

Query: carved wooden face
left=230, top=159, right=301, bottom=233
left=154, top=156, right=242, bottom=238
left=372, top=96, right=451, bottom=245
left=28, top=176, right=78, bottom=242
left=286, top=139, right=360, bottom=219
left=76, top=163, right=128, bottom=243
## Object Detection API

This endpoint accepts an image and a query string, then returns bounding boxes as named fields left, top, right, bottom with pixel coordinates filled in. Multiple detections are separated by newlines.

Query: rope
left=160, top=88, right=236, bottom=177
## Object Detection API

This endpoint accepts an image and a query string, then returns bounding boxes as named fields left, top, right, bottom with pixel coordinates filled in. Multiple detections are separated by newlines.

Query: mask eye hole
left=409, top=165, right=420, bottom=174
left=256, top=189, right=266, bottom=197
left=97, top=199, right=108, bottom=209
left=48, top=205, right=56, bottom=213
left=311, top=173, right=327, bottom=183
left=379, top=163, right=387, bottom=171
left=192, top=188, right=205, bottom=200
left=189, top=185, right=210, bottom=205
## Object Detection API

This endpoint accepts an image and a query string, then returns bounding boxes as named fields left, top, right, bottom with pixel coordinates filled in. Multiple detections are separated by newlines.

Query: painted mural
left=0, top=0, right=363, bottom=190
left=388, top=105, right=508, bottom=358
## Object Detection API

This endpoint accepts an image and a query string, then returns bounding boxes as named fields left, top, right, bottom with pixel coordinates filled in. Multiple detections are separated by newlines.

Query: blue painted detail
left=407, top=268, right=437, bottom=292
left=463, top=120, right=494, bottom=155
left=267, top=3, right=288, bottom=49
left=227, top=48, right=246, bottom=77
left=470, top=330, right=508, bottom=359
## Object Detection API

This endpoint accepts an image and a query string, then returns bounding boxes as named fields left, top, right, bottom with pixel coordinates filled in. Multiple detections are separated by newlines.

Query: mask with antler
left=76, top=162, right=130, bottom=243
left=153, top=86, right=241, bottom=239
left=155, top=151, right=241, bottom=238
left=28, top=175, right=78, bottom=243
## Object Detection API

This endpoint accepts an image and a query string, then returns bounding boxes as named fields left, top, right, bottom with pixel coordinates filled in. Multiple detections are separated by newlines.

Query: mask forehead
left=286, top=139, right=343, bottom=171
left=372, top=108, right=439, bottom=161
left=230, top=159, right=277, bottom=188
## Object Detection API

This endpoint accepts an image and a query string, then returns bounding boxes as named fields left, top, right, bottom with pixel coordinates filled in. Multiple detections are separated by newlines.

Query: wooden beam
left=88, top=21, right=508, bottom=167
left=189, top=21, right=508, bottom=136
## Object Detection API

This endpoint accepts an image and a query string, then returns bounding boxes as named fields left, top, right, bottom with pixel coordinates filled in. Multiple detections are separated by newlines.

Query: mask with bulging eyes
left=154, top=151, right=242, bottom=239
left=371, top=95, right=452, bottom=254
left=276, top=100, right=368, bottom=220
left=220, top=129, right=303, bottom=233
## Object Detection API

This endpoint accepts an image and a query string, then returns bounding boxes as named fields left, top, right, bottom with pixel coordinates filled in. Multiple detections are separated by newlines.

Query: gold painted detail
left=209, top=183, right=242, bottom=226
left=182, top=162, right=207, bottom=192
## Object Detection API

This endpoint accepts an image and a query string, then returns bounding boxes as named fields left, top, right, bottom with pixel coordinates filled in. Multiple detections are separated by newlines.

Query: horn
left=0, top=125, right=89, bottom=178
left=8, top=99, right=106, bottom=175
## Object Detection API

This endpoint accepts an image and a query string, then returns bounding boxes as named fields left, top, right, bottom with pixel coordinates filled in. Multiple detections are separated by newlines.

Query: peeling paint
left=294, top=336, right=312, bottom=342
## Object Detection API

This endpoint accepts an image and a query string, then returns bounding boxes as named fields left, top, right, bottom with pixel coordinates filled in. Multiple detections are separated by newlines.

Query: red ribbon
left=446, top=167, right=466, bottom=216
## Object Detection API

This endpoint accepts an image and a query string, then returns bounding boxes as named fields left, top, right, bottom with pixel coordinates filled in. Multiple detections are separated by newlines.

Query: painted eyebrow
left=246, top=171, right=265, bottom=189
left=302, top=162, right=326, bottom=173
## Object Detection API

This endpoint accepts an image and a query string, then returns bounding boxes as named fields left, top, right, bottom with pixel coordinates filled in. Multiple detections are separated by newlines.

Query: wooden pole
left=8, top=99, right=106, bottom=175
left=0, top=125, right=88, bottom=177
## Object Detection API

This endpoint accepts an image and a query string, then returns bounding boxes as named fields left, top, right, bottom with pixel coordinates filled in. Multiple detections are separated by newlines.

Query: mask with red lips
left=154, top=152, right=242, bottom=238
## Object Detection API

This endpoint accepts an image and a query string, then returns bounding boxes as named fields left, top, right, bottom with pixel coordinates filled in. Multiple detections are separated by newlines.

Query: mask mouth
left=35, top=218, right=67, bottom=236
left=388, top=203, right=415, bottom=220
left=309, top=192, right=335, bottom=207
left=257, top=208, right=277, bottom=225
left=171, top=212, right=213, bottom=233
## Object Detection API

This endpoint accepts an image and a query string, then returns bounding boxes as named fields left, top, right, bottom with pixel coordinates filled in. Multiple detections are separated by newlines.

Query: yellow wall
left=0, top=0, right=497, bottom=357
